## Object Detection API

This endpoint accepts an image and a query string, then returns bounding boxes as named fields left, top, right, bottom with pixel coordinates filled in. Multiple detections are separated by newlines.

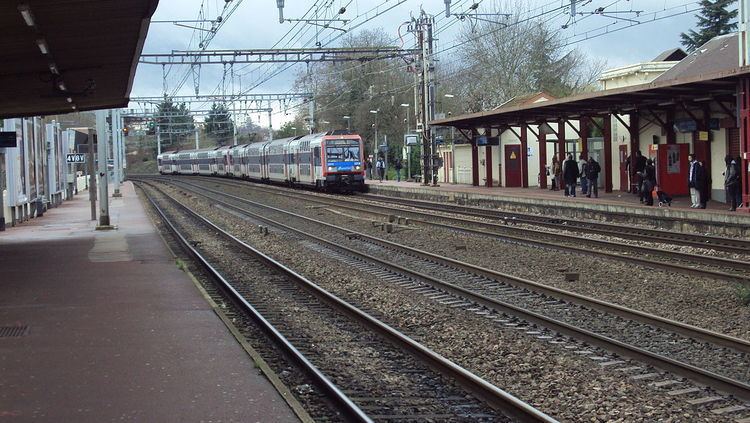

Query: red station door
left=504, top=145, right=522, bottom=187
left=619, top=145, right=629, bottom=192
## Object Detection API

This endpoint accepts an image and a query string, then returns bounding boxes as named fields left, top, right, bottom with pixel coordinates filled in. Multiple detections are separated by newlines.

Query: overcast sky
left=129, top=0, right=703, bottom=120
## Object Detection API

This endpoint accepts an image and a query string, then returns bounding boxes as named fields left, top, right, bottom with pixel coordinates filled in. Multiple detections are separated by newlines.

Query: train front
left=321, top=136, right=365, bottom=192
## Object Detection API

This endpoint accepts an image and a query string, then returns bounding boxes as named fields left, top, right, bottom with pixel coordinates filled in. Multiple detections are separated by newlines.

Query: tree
left=204, top=102, right=234, bottom=146
left=275, top=121, right=303, bottom=138
left=449, top=1, right=603, bottom=112
left=680, top=0, right=738, bottom=52
left=155, top=98, right=194, bottom=145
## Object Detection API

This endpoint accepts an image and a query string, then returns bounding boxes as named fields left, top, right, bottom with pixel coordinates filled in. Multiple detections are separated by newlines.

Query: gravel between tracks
left=155, top=181, right=732, bottom=422
left=193, top=179, right=750, bottom=341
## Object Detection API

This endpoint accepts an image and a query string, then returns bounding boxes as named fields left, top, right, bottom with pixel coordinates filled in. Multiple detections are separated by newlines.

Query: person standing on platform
left=394, top=158, right=403, bottom=182
left=688, top=154, right=700, bottom=208
left=550, top=156, right=561, bottom=191
left=725, top=155, right=740, bottom=211
left=578, top=154, right=588, bottom=196
left=635, top=150, right=647, bottom=196
left=642, top=159, right=657, bottom=206
left=586, top=156, right=601, bottom=198
left=365, top=158, right=373, bottom=180
left=697, top=160, right=709, bottom=209
left=563, top=154, right=579, bottom=197
left=375, top=156, right=385, bottom=182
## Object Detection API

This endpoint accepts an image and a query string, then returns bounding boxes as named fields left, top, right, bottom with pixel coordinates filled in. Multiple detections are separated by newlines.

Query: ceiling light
left=66, top=97, right=73, bottom=103
left=400, top=103, right=409, bottom=107
left=57, top=81, right=66, bottom=91
left=48, top=63, right=59, bottom=75
left=36, top=38, right=49, bottom=55
left=18, top=4, right=35, bottom=27
left=71, top=105, right=76, bottom=110
left=444, top=94, right=455, bottom=98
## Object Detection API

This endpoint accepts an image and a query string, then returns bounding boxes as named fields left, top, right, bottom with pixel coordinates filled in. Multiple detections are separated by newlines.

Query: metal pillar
left=0, top=149, right=5, bottom=231
left=195, top=127, right=200, bottom=149
left=557, top=119, right=566, bottom=162
left=268, top=109, right=273, bottom=141
left=112, top=110, right=122, bottom=198
left=471, top=133, right=479, bottom=186
left=603, top=115, right=613, bottom=193
left=485, top=144, right=493, bottom=187
left=628, top=113, right=640, bottom=193
left=580, top=117, right=589, bottom=159
left=692, top=107, right=712, bottom=199
left=156, top=125, right=161, bottom=156
left=538, top=131, right=547, bottom=189
left=520, top=125, right=529, bottom=188
left=95, top=110, right=110, bottom=227
left=739, top=78, right=750, bottom=210
left=87, top=128, right=97, bottom=221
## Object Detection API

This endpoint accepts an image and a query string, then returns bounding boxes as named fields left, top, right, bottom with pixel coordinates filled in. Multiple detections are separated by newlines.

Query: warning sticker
left=510, top=151, right=517, bottom=160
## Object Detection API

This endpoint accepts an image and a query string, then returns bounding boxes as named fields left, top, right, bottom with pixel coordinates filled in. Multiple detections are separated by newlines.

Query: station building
left=433, top=34, right=748, bottom=207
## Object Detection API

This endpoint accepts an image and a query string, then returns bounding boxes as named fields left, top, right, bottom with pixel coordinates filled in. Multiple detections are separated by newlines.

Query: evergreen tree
left=156, top=98, right=194, bottom=145
left=680, top=0, right=738, bottom=52
left=204, top=102, right=234, bottom=146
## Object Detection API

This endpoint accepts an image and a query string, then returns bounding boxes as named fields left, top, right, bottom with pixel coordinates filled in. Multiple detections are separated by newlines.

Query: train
left=157, top=130, right=366, bottom=192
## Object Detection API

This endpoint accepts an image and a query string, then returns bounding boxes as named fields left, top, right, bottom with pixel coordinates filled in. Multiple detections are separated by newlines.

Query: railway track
left=361, top=192, right=750, bottom=254
left=139, top=177, right=750, bottom=417
left=165, top=175, right=750, bottom=287
left=136, top=181, right=553, bottom=423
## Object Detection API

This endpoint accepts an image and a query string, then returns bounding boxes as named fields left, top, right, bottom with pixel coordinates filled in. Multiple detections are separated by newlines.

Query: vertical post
left=629, top=112, right=640, bottom=193
left=520, top=124, right=529, bottom=188
left=557, top=119, right=566, bottom=162
left=603, top=115, right=613, bottom=193
left=740, top=0, right=750, bottom=66
left=485, top=144, right=493, bottom=187
left=156, top=125, right=161, bottom=156
left=471, top=130, right=479, bottom=186
left=739, top=78, right=750, bottom=210
left=580, top=117, right=589, bottom=159
left=195, top=127, right=200, bottom=149
left=538, top=130, right=547, bottom=189
left=112, top=110, right=122, bottom=197
left=95, top=110, right=110, bottom=227
left=87, top=128, right=97, bottom=221
left=666, top=109, right=676, bottom=144
left=0, top=148, right=5, bottom=231
left=268, top=109, right=273, bottom=141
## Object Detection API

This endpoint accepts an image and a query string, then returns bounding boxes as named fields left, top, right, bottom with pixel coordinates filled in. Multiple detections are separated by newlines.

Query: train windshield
left=325, top=139, right=360, bottom=162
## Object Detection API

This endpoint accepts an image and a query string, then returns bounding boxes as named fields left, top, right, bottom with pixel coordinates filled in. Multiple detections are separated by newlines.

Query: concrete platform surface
left=0, top=182, right=300, bottom=422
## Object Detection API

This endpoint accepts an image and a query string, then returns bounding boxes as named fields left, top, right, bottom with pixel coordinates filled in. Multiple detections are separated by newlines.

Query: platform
left=0, top=182, right=300, bottom=422
left=366, top=180, right=750, bottom=236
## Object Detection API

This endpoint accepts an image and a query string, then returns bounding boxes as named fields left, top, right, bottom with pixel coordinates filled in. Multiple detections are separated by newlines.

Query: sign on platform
left=66, top=153, right=86, bottom=163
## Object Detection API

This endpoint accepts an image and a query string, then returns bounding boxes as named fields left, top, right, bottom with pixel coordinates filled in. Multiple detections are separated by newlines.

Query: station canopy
left=0, top=0, right=159, bottom=119
left=431, top=66, right=750, bottom=130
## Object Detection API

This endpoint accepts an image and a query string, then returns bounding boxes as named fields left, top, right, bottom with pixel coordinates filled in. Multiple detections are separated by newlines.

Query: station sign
left=66, top=153, right=86, bottom=163
left=0, top=131, right=17, bottom=148
left=404, top=134, right=419, bottom=145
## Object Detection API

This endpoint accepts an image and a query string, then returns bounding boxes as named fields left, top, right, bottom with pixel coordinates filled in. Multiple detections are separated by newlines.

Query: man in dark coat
left=696, top=161, right=709, bottom=209
left=642, top=159, right=657, bottom=206
left=725, top=155, right=740, bottom=211
left=635, top=150, right=647, bottom=195
left=562, top=154, right=580, bottom=197
left=586, top=156, right=601, bottom=198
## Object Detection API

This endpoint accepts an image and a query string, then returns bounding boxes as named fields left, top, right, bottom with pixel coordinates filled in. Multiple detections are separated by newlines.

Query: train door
left=504, top=145, right=522, bottom=187
left=287, top=142, right=296, bottom=182
left=313, top=145, right=322, bottom=182
left=619, top=145, right=628, bottom=192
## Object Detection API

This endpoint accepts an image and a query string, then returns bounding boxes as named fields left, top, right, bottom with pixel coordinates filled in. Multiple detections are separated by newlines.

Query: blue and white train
left=157, top=131, right=366, bottom=192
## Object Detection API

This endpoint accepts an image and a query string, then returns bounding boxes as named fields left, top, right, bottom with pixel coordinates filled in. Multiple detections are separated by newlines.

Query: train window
left=313, top=147, right=321, bottom=166
left=325, top=139, right=360, bottom=163
left=288, top=153, right=295, bottom=164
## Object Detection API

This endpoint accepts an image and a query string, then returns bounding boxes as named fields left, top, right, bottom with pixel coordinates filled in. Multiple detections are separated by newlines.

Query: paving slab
left=0, top=182, right=300, bottom=423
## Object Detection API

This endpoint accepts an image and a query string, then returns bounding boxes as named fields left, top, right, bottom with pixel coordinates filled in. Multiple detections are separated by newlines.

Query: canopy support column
left=604, top=115, right=613, bottom=193
left=520, top=124, right=529, bottom=187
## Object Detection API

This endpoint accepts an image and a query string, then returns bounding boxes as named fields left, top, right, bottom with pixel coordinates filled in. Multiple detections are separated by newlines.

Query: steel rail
left=137, top=180, right=556, bottom=423
left=148, top=178, right=750, bottom=402
left=170, top=176, right=750, bottom=287
left=137, top=183, right=373, bottom=423
left=362, top=193, right=750, bottom=253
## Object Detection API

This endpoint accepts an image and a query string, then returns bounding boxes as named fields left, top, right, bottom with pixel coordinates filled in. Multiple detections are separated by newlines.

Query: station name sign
left=66, top=153, right=86, bottom=163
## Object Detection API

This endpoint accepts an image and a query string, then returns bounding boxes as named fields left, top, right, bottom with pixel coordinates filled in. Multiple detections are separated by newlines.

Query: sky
left=128, top=0, right=703, bottom=122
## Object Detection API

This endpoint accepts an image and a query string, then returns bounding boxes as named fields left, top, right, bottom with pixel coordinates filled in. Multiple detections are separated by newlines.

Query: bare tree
left=446, top=0, right=604, bottom=112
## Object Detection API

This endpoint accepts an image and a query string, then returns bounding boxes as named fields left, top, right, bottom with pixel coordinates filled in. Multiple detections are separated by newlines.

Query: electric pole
left=412, top=10, right=437, bottom=186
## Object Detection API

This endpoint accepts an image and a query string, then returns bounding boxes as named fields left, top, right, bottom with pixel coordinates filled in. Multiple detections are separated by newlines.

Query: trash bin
left=36, top=198, right=45, bottom=217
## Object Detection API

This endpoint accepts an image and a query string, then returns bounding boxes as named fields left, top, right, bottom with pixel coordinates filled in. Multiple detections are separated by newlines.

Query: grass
left=175, top=258, right=187, bottom=272
left=737, top=285, right=750, bottom=306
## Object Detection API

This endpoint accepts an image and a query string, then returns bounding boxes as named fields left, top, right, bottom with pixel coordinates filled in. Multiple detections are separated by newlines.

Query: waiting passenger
left=394, top=158, right=403, bottom=182
left=697, top=160, right=709, bottom=209
left=550, top=156, right=561, bottom=191
left=688, top=154, right=700, bottom=208
left=563, top=154, right=579, bottom=197
left=725, top=155, right=740, bottom=211
left=635, top=151, right=647, bottom=195
left=642, top=159, right=657, bottom=206
left=375, top=156, right=385, bottom=182
left=586, top=157, right=601, bottom=198
left=578, top=154, right=588, bottom=195
left=365, top=159, right=373, bottom=180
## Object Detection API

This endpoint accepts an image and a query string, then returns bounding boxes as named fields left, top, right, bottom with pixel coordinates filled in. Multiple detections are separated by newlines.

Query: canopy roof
left=0, top=0, right=158, bottom=119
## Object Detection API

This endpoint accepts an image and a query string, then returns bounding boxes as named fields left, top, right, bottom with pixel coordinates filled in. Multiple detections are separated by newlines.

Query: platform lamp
left=369, top=109, right=379, bottom=157
left=343, top=115, right=351, bottom=130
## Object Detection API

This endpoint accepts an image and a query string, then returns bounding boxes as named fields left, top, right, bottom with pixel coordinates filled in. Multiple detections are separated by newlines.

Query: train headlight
left=327, top=166, right=336, bottom=172
left=354, top=165, right=362, bottom=170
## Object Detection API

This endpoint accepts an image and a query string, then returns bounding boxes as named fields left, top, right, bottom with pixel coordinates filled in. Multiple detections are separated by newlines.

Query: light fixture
left=57, top=81, right=66, bottom=91
left=276, top=0, right=285, bottom=23
left=369, top=110, right=378, bottom=114
left=444, top=94, right=455, bottom=98
left=343, top=115, right=351, bottom=119
left=48, top=63, right=59, bottom=75
left=66, top=97, right=73, bottom=103
left=400, top=103, right=409, bottom=107
left=18, top=4, right=35, bottom=27
left=36, top=38, right=49, bottom=55
left=71, top=105, right=76, bottom=110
